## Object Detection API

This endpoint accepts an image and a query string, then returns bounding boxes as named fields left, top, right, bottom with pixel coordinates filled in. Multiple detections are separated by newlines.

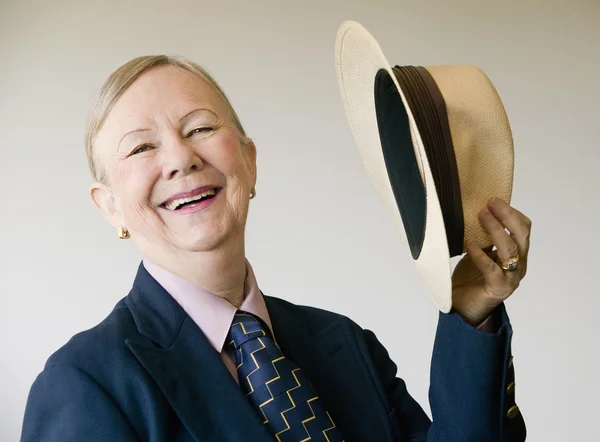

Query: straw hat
left=334, top=21, right=514, bottom=313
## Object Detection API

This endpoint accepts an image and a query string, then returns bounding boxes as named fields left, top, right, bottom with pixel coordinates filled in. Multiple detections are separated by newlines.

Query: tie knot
left=228, top=311, right=270, bottom=350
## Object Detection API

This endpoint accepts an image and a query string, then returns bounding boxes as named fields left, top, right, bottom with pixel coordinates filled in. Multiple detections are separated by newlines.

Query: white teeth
left=165, top=189, right=216, bottom=211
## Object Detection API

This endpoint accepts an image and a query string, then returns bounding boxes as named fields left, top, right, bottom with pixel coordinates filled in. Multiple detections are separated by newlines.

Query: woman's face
left=91, top=65, right=256, bottom=257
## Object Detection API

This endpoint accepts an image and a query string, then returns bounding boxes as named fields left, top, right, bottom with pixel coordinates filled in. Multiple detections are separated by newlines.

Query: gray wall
left=1, top=0, right=598, bottom=440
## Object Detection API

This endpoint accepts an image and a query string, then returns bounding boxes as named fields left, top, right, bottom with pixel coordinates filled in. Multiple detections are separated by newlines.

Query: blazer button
left=506, top=382, right=516, bottom=395
left=507, top=405, right=520, bottom=419
left=508, top=355, right=514, bottom=369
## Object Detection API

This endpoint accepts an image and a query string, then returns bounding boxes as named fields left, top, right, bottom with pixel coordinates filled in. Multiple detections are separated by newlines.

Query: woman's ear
left=244, top=138, right=258, bottom=186
left=90, top=182, right=124, bottom=228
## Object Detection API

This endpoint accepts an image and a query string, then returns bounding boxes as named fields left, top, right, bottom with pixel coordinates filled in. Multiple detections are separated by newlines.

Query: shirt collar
left=142, top=257, right=273, bottom=353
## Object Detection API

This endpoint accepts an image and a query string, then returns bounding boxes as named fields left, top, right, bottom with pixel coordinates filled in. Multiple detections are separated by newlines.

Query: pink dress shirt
left=142, top=258, right=274, bottom=385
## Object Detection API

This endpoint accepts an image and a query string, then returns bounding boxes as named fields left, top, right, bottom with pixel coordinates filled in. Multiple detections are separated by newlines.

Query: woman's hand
left=451, top=198, right=532, bottom=326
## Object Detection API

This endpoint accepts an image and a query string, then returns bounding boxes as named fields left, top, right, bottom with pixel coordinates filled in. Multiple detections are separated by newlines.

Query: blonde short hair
left=84, top=55, right=247, bottom=183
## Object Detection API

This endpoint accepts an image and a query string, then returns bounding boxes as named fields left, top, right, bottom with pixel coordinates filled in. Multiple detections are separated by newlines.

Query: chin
left=176, top=224, right=238, bottom=253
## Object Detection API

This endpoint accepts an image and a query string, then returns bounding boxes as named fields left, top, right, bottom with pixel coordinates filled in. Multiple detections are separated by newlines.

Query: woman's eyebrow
left=179, top=107, right=218, bottom=123
left=118, top=128, right=152, bottom=151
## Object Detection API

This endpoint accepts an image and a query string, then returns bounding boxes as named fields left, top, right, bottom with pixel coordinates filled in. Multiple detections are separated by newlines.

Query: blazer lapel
left=265, top=296, right=397, bottom=442
left=124, top=263, right=274, bottom=442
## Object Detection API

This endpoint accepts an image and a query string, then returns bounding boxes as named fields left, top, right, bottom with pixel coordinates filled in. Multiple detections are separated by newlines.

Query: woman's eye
left=187, top=127, right=213, bottom=137
left=129, top=144, right=153, bottom=156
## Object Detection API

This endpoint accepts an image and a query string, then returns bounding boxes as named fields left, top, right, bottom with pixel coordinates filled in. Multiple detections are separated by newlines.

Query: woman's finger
left=478, top=206, right=522, bottom=283
left=465, top=240, right=509, bottom=295
left=488, top=198, right=532, bottom=256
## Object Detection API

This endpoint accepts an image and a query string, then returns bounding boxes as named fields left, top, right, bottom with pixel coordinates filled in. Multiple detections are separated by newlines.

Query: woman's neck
left=148, top=240, right=248, bottom=308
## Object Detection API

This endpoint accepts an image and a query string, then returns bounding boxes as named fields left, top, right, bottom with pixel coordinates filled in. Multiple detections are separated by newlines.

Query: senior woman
left=22, top=55, right=529, bottom=442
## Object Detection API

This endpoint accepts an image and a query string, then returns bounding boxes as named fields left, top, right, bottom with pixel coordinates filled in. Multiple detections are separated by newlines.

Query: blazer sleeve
left=21, top=364, right=139, bottom=442
left=363, top=303, right=526, bottom=442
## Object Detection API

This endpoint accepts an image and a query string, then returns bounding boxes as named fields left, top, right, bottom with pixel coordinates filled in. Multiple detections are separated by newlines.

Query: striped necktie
left=227, top=311, right=344, bottom=442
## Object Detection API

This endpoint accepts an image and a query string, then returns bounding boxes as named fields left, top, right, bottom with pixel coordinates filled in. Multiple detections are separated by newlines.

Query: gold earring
left=250, top=187, right=256, bottom=200
left=117, top=226, right=130, bottom=239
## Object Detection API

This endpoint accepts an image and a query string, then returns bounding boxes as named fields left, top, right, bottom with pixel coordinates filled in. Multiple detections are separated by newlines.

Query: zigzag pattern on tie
left=228, top=312, right=343, bottom=442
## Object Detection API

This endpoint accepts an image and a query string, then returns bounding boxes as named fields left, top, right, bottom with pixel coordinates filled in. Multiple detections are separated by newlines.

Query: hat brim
left=335, top=21, right=453, bottom=313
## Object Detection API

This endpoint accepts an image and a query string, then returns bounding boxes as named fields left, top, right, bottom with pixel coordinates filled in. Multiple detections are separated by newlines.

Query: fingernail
left=482, top=208, right=491, bottom=216
left=489, top=197, right=500, bottom=206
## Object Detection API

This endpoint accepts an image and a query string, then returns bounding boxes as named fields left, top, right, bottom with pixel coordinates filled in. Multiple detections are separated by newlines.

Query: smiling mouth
left=161, top=188, right=221, bottom=211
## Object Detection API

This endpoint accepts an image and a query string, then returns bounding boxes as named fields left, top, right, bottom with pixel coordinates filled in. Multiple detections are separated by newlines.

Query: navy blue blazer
left=22, top=263, right=526, bottom=441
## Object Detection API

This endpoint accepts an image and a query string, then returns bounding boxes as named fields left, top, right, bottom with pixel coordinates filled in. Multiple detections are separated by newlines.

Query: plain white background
left=1, top=0, right=598, bottom=440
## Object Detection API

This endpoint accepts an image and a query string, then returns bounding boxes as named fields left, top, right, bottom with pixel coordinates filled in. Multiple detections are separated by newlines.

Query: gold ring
left=498, top=253, right=520, bottom=272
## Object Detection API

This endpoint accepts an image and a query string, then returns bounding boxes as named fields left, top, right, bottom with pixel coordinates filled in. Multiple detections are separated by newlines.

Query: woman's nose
left=162, top=136, right=204, bottom=180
